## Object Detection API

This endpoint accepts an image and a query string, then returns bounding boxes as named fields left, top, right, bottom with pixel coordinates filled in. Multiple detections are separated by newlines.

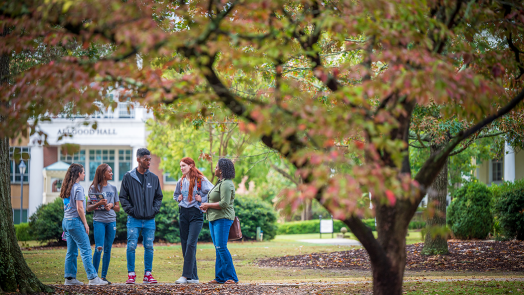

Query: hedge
left=277, top=218, right=425, bottom=234
left=27, top=191, right=278, bottom=244
left=277, top=219, right=368, bottom=234
left=14, top=223, right=32, bottom=241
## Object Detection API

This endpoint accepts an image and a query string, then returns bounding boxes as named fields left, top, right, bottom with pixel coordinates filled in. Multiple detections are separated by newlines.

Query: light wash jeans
left=92, top=221, right=116, bottom=278
left=126, top=216, right=155, bottom=273
left=209, top=218, right=238, bottom=283
left=62, top=217, right=98, bottom=280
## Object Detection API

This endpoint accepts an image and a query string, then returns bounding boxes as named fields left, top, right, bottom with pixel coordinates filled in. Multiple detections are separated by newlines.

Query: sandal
left=207, top=279, right=220, bottom=284
left=224, top=280, right=238, bottom=284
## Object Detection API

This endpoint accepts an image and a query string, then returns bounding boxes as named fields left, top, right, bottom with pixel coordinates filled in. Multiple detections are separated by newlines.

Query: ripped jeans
left=126, top=216, right=156, bottom=273
left=92, top=221, right=116, bottom=278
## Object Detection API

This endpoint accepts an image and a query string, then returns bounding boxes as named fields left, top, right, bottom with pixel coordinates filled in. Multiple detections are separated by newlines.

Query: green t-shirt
left=206, top=179, right=235, bottom=222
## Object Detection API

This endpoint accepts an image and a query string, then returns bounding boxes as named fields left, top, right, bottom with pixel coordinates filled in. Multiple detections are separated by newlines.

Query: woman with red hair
left=173, top=157, right=213, bottom=284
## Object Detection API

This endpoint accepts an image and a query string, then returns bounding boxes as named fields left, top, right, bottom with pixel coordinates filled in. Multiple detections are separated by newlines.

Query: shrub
left=494, top=187, right=524, bottom=240
left=234, top=195, right=278, bottom=240
left=154, top=194, right=181, bottom=243
left=408, top=221, right=426, bottom=230
left=155, top=192, right=211, bottom=243
left=14, top=223, right=32, bottom=241
left=490, top=179, right=524, bottom=240
left=490, top=179, right=524, bottom=202
left=446, top=182, right=493, bottom=239
left=29, top=198, right=67, bottom=243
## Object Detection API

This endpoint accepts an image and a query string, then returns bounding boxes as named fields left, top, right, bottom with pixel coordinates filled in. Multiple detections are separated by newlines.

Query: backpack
left=179, top=176, right=202, bottom=191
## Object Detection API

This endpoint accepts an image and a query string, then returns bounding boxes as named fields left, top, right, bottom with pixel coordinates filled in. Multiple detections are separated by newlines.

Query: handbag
left=228, top=216, right=243, bottom=241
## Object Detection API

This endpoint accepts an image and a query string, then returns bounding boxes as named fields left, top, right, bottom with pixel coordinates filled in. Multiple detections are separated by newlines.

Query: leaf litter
left=258, top=241, right=524, bottom=272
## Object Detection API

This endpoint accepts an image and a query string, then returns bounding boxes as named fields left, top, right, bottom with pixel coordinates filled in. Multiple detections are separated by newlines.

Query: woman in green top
left=199, top=158, right=238, bottom=284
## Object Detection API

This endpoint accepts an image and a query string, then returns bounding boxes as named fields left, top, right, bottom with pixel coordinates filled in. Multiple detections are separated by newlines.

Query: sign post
left=319, top=215, right=334, bottom=238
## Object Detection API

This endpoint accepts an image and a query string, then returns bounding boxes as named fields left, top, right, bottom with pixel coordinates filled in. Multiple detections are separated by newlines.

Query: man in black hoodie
left=120, top=148, right=163, bottom=284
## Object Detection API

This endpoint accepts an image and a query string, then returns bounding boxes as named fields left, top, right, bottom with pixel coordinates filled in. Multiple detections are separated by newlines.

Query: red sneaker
left=143, top=272, right=157, bottom=284
left=126, top=273, right=136, bottom=284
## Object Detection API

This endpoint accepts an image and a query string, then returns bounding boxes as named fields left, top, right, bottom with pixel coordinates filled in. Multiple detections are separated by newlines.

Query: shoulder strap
left=197, top=177, right=202, bottom=191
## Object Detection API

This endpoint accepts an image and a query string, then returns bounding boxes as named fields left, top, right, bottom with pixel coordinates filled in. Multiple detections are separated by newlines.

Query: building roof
left=44, top=161, right=71, bottom=171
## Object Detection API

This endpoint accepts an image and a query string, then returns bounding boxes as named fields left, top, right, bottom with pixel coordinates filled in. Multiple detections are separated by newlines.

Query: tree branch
left=507, top=33, right=524, bottom=79
left=271, top=164, right=300, bottom=186
left=414, top=86, right=524, bottom=198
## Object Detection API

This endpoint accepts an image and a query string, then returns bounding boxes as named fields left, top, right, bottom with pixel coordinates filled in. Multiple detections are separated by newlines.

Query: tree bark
left=0, top=26, right=54, bottom=294
left=342, top=199, right=412, bottom=295
left=421, top=145, right=449, bottom=255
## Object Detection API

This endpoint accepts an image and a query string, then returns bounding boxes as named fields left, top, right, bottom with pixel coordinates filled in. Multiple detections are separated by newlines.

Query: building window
left=51, top=178, right=63, bottom=193
left=118, top=101, right=135, bottom=118
left=164, top=173, right=179, bottom=183
left=119, top=150, right=132, bottom=180
left=492, top=160, right=503, bottom=182
left=89, top=150, right=115, bottom=181
left=12, top=209, right=28, bottom=224
left=9, top=147, right=30, bottom=183
left=60, top=149, right=86, bottom=168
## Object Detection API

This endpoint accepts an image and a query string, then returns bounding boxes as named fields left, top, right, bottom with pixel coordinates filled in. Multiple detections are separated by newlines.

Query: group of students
left=60, top=148, right=238, bottom=286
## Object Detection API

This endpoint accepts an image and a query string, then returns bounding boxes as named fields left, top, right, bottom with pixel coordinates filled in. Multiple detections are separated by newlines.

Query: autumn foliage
left=2, top=0, right=524, bottom=294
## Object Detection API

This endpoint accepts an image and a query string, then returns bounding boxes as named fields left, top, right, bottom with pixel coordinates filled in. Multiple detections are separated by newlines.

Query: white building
left=10, top=92, right=177, bottom=223
left=473, top=142, right=524, bottom=186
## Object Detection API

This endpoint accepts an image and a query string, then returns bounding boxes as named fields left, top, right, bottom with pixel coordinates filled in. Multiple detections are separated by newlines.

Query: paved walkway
left=297, top=238, right=361, bottom=246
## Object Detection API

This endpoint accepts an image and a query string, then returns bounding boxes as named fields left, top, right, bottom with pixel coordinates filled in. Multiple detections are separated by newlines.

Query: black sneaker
left=101, top=278, right=112, bottom=285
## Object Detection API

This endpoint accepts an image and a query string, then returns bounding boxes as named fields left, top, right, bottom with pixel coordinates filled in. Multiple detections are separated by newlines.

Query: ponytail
left=60, top=163, right=84, bottom=199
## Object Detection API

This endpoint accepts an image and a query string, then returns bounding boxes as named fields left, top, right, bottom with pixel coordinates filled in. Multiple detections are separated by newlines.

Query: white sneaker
left=89, top=277, right=109, bottom=286
left=64, top=278, right=84, bottom=285
left=175, top=276, right=188, bottom=284
left=187, top=279, right=199, bottom=284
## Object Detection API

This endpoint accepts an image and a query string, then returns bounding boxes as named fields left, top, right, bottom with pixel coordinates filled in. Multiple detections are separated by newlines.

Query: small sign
left=320, top=219, right=333, bottom=233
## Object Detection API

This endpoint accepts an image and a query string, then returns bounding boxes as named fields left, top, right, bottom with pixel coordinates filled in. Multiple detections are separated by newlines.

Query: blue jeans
left=93, top=221, right=116, bottom=278
left=62, top=217, right=98, bottom=280
left=209, top=218, right=238, bottom=283
left=126, top=216, right=155, bottom=273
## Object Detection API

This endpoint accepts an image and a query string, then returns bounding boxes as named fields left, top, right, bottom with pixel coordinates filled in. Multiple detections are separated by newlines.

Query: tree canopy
left=2, top=0, right=524, bottom=294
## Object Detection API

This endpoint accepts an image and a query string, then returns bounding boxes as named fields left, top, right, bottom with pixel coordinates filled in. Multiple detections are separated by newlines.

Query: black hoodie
left=119, top=168, right=163, bottom=220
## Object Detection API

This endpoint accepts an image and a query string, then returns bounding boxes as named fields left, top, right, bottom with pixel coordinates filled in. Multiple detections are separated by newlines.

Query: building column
left=504, top=141, right=515, bottom=182
left=28, top=146, right=44, bottom=217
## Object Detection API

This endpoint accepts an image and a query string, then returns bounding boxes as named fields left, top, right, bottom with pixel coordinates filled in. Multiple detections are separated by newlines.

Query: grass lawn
left=23, top=239, right=365, bottom=284
left=21, top=230, right=520, bottom=286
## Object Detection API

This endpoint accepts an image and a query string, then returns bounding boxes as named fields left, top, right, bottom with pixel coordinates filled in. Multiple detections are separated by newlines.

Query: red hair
left=180, top=157, right=204, bottom=202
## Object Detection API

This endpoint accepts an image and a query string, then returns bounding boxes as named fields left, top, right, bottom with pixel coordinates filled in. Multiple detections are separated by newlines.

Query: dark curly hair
left=218, top=158, right=235, bottom=180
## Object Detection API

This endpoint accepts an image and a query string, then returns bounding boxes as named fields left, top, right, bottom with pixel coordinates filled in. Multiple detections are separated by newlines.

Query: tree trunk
left=300, top=199, right=312, bottom=221
left=0, top=27, right=54, bottom=294
left=370, top=202, right=409, bottom=295
left=209, top=124, right=215, bottom=182
left=421, top=145, right=449, bottom=255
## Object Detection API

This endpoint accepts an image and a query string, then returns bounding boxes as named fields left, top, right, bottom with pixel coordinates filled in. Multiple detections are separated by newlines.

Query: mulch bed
left=258, top=241, right=524, bottom=272
left=49, top=284, right=323, bottom=295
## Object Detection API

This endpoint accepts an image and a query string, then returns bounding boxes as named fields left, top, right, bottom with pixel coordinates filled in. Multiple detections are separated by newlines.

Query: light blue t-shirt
left=173, top=176, right=213, bottom=211
left=64, top=183, right=86, bottom=219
